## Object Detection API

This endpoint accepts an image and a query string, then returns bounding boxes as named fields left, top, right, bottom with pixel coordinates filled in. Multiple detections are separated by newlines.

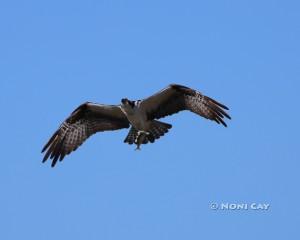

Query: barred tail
left=148, top=120, right=172, bottom=141
left=124, top=121, right=172, bottom=145
left=124, top=127, right=138, bottom=144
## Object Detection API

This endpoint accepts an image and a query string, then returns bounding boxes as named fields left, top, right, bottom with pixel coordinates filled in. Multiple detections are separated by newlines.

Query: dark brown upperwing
left=42, top=102, right=129, bottom=167
left=140, top=84, right=231, bottom=126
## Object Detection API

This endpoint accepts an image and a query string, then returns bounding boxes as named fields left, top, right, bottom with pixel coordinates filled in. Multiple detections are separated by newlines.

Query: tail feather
left=124, top=121, right=172, bottom=146
left=124, top=127, right=137, bottom=144
left=149, top=121, right=171, bottom=140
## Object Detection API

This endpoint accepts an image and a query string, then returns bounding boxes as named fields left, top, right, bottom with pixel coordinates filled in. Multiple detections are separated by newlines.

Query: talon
left=135, top=145, right=141, bottom=151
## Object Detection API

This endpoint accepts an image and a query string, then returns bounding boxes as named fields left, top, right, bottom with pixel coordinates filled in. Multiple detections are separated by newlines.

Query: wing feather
left=42, top=102, right=129, bottom=167
left=140, top=84, right=231, bottom=126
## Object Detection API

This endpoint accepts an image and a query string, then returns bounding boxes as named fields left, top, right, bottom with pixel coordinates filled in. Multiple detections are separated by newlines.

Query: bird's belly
left=126, top=114, right=149, bottom=131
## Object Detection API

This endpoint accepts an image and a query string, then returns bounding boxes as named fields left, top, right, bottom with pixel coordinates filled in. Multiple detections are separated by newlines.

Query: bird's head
left=121, top=98, right=135, bottom=108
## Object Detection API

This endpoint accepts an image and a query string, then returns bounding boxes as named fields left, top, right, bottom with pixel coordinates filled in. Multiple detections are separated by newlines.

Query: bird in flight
left=42, top=84, right=231, bottom=167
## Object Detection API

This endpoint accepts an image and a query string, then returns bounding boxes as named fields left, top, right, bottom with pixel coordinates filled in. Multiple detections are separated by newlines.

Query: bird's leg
left=134, top=131, right=149, bottom=151
left=134, top=135, right=142, bottom=150
left=135, top=144, right=141, bottom=151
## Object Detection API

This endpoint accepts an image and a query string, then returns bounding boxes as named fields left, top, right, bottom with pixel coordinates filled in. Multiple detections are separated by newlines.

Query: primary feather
left=42, top=102, right=129, bottom=167
left=42, top=84, right=231, bottom=167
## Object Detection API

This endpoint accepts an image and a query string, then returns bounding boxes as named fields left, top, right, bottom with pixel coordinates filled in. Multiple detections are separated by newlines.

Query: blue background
left=1, top=0, right=299, bottom=239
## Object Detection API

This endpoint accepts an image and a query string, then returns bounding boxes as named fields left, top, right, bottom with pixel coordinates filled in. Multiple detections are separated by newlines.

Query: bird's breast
left=125, top=108, right=149, bottom=131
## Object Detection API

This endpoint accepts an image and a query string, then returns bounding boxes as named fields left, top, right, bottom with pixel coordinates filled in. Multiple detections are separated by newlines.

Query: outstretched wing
left=42, top=102, right=129, bottom=167
left=140, top=84, right=231, bottom=126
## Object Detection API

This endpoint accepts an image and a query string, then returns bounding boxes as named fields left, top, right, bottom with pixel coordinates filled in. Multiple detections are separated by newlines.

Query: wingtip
left=219, top=121, right=228, bottom=127
left=42, top=150, right=50, bottom=163
left=51, top=157, right=59, bottom=168
left=41, top=146, right=47, bottom=153
left=41, top=155, right=58, bottom=168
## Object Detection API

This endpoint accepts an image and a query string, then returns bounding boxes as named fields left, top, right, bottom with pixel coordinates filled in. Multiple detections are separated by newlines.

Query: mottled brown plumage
left=141, top=84, right=230, bottom=127
left=42, top=84, right=231, bottom=167
left=42, top=103, right=129, bottom=167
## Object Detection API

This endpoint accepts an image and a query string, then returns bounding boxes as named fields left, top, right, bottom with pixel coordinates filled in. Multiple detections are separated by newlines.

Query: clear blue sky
left=1, top=0, right=299, bottom=239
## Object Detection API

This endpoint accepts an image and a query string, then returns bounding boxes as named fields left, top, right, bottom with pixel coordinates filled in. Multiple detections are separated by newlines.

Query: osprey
left=42, top=84, right=231, bottom=167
